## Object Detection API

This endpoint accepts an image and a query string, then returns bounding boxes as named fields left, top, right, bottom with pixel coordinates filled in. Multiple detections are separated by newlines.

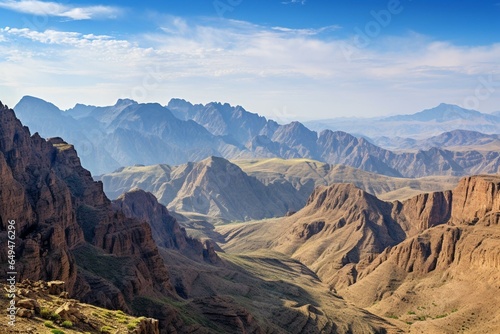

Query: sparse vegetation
left=61, top=320, right=73, bottom=328
left=51, top=330, right=66, bottom=334
left=100, top=325, right=113, bottom=334
left=435, top=313, right=448, bottom=319
left=50, top=313, right=61, bottom=321
left=40, top=308, right=52, bottom=319
left=44, top=320, right=55, bottom=328
left=415, top=315, right=428, bottom=321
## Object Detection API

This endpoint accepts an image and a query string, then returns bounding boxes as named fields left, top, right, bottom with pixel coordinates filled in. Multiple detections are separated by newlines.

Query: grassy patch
left=100, top=325, right=113, bottom=334
left=40, top=308, right=52, bottom=319
left=50, top=330, right=65, bottom=334
left=44, top=320, right=55, bottom=328
left=73, top=244, right=131, bottom=286
left=61, top=320, right=73, bottom=328
left=131, top=296, right=213, bottom=329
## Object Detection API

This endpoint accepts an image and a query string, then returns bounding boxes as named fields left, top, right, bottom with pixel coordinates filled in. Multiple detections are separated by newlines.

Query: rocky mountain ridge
left=99, top=157, right=462, bottom=221
left=14, top=96, right=500, bottom=178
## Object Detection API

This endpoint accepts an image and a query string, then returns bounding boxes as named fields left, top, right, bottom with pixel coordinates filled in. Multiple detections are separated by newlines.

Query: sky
left=0, top=0, right=499, bottom=121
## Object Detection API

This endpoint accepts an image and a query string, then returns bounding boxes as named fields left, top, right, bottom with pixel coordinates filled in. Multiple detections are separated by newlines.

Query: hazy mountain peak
left=167, top=98, right=191, bottom=109
left=115, top=98, right=137, bottom=107
left=15, top=95, right=62, bottom=114
left=384, top=103, right=492, bottom=123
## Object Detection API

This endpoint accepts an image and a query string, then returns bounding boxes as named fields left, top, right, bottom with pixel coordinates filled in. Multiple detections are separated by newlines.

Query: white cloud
left=0, top=0, right=122, bottom=20
left=0, top=18, right=499, bottom=118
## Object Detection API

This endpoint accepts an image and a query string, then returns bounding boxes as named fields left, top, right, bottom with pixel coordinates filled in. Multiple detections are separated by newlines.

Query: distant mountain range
left=98, top=157, right=461, bottom=221
left=14, top=96, right=500, bottom=178
left=371, top=129, right=500, bottom=151
left=305, top=103, right=500, bottom=139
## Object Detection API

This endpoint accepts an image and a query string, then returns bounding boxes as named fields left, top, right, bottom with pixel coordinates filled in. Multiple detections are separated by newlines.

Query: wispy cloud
left=1, top=17, right=499, bottom=117
left=271, top=25, right=341, bottom=36
left=0, top=0, right=122, bottom=20
left=281, top=0, right=306, bottom=4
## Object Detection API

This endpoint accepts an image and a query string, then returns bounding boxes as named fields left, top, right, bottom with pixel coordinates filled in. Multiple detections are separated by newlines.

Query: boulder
left=17, top=299, right=40, bottom=314
left=47, top=281, right=65, bottom=295
left=17, top=308, right=34, bottom=318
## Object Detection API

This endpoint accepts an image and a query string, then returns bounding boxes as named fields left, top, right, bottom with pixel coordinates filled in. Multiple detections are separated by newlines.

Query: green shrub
left=101, top=325, right=113, bottom=334
left=51, top=330, right=65, bottom=334
left=127, top=323, right=137, bottom=330
left=50, top=313, right=61, bottom=321
left=44, top=320, right=55, bottom=328
left=61, top=320, right=73, bottom=328
left=40, top=308, right=52, bottom=319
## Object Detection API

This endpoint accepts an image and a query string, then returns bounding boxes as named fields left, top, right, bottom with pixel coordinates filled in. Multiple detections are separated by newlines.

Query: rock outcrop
left=0, top=279, right=161, bottom=334
left=0, top=102, right=180, bottom=331
left=113, top=188, right=220, bottom=264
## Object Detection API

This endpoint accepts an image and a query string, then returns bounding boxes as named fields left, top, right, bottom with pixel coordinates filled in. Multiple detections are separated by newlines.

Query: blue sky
left=0, top=0, right=499, bottom=120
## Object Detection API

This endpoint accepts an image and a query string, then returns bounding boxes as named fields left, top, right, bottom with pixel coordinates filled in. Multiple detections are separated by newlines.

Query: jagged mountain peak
left=305, top=183, right=380, bottom=212
left=115, top=98, right=137, bottom=106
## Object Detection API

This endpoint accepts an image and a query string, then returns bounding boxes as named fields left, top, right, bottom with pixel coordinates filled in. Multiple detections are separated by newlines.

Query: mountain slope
left=218, top=175, right=500, bottom=333
left=99, top=157, right=304, bottom=221
left=235, top=158, right=460, bottom=202
left=342, top=175, right=500, bottom=334
left=99, top=158, right=461, bottom=222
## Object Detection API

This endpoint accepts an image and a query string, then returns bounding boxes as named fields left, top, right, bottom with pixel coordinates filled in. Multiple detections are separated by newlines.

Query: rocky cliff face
left=272, top=183, right=409, bottom=289
left=0, top=102, right=185, bottom=331
left=451, top=175, right=500, bottom=225
left=0, top=103, right=82, bottom=293
left=268, top=175, right=499, bottom=292
left=340, top=175, right=500, bottom=333
left=113, top=188, right=220, bottom=264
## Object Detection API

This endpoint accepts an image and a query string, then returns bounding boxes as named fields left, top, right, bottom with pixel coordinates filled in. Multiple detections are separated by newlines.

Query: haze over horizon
left=1, top=0, right=499, bottom=120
